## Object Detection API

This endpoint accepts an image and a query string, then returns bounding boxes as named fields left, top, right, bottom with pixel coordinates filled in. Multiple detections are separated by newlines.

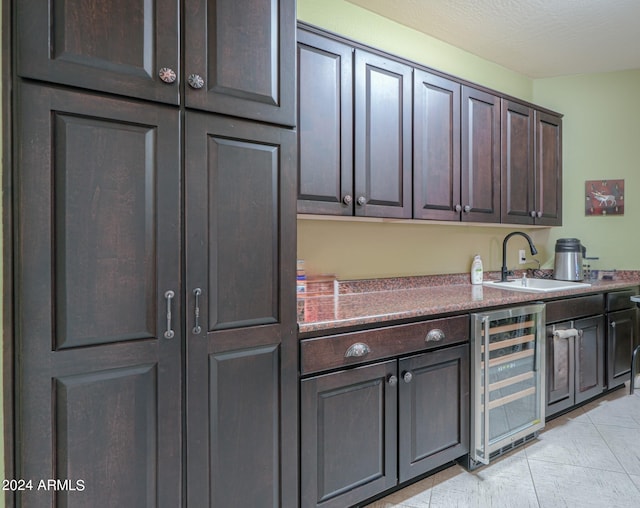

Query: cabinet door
left=607, top=308, right=638, bottom=388
left=461, top=87, right=501, bottom=222
left=574, top=316, right=605, bottom=405
left=185, top=113, right=297, bottom=507
left=413, top=70, right=461, bottom=221
left=17, top=0, right=180, bottom=104
left=301, top=361, right=398, bottom=508
left=501, top=100, right=535, bottom=224
left=297, top=30, right=354, bottom=215
left=15, top=83, right=181, bottom=507
left=535, top=111, right=563, bottom=226
left=398, top=345, right=469, bottom=482
left=546, top=322, right=575, bottom=417
left=354, top=50, right=412, bottom=218
left=184, top=0, right=296, bottom=126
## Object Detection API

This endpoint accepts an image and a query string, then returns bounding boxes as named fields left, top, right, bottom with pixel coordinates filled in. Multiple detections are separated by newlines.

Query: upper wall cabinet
left=297, top=30, right=354, bottom=215
left=184, top=0, right=296, bottom=125
left=354, top=50, right=413, bottom=218
left=297, top=29, right=412, bottom=219
left=17, top=0, right=296, bottom=126
left=296, top=25, right=562, bottom=226
left=501, top=100, right=562, bottom=226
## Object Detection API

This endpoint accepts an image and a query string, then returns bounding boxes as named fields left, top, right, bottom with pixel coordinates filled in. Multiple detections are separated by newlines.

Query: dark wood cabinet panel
left=501, top=100, right=563, bottom=226
left=398, top=345, right=469, bottom=482
left=607, top=308, right=638, bottom=388
left=355, top=50, right=412, bottom=218
left=297, top=30, right=354, bottom=215
left=461, top=87, right=501, bottom=222
left=546, top=316, right=605, bottom=417
left=17, top=0, right=180, bottom=104
left=535, top=111, right=563, bottom=226
left=501, top=100, right=535, bottom=224
left=184, top=0, right=296, bottom=126
left=413, top=70, right=461, bottom=220
left=14, top=82, right=182, bottom=506
left=184, top=112, right=298, bottom=507
left=301, top=361, right=398, bottom=508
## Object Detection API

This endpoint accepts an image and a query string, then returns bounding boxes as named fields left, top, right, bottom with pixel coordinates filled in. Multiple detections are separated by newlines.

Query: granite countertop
left=298, top=271, right=640, bottom=337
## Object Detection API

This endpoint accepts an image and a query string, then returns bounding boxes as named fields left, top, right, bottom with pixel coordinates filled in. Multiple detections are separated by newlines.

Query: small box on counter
left=298, top=274, right=337, bottom=323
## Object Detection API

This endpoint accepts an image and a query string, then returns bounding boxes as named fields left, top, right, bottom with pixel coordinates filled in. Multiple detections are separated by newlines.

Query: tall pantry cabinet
left=13, top=1, right=298, bottom=507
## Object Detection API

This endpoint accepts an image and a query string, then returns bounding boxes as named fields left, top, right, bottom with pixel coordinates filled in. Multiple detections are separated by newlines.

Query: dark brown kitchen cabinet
left=16, top=0, right=180, bottom=104
left=184, top=0, right=296, bottom=125
left=413, top=70, right=461, bottom=220
left=546, top=316, right=605, bottom=418
left=606, top=289, right=639, bottom=389
left=460, top=87, right=501, bottom=222
left=301, top=361, right=398, bottom=508
left=354, top=50, right=412, bottom=218
left=501, top=100, right=562, bottom=226
left=297, top=29, right=354, bottom=215
left=398, top=345, right=469, bottom=482
left=184, top=112, right=297, bottom=507
left=300, top=317, right=469, bottom=507
left=13, top=0, right=298, bottom=506
left=17, top=0, right=296, bottom=125
left=14, top=82, right=182, bottom=507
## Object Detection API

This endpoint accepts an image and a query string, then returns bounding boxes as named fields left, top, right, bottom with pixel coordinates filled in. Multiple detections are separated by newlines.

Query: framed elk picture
left=585, top=179, right=624, bottom=216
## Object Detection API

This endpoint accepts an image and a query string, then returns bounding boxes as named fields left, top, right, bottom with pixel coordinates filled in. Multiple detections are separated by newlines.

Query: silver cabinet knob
left=345, top=342, right=371, bottom=358
left=343, top=195, right=353, bottom=205
left=426, top=329, right=445, bottom=342
left=463, top=205, right=471, bottom=213
left=530, top=210, right=537, bottom=218
left=357, top=196, right=366, bottom=206
left=403, top=371, right=413, bottom=383
left=454, top=204, right=462, bottom=212
left=388, top=375, right=398, bottom=386
left=158, top=67, right=177, bottom=84
left=188, top=73, right=205, bottom=89
left=537, top=211, right=543, bottom=218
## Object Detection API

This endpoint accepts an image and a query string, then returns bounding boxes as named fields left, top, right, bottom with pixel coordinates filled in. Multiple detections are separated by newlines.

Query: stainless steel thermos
left=553, top=238, right=586, bottom=281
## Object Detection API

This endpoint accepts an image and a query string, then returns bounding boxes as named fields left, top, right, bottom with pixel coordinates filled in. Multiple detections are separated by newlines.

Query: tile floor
left=363, top=381, right=640, bottom=508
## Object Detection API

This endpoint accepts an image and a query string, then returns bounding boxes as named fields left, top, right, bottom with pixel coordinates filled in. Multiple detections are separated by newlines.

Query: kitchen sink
left=483, top=278, right=591, bottom=293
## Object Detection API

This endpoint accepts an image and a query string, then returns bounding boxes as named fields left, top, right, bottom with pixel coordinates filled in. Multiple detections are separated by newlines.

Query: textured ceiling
left=346, top=0, right=640, bottom=78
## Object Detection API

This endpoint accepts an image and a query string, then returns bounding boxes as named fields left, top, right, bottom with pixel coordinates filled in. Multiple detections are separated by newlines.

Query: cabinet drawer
left=545, top=295, right=603, bottom=323
left=300, top=315, right=469, bottom=375
left=606, top=288, right=639, bottom=312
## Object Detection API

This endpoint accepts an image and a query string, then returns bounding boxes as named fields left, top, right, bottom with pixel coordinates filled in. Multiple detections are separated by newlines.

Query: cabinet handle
left=388, top=375, right=398, bottom=386
left=455, top=204, right=462, bottom=212
left=343, top=194, right=353, bottom=205
left=158, top=67, right=177, bottom=84
left=403, top=371, right=413, bottom=383
left=192, top=288, right=202, bottom=335
left=426, top=329, right=445, bottom=342
left=463, top=205, right=471, bottom=213
left=357, top=196, right=366, bottom=206
left=611, top=321, right=616, bottom=328
left=164, top=290, right=175, bottom=339
left=537, top=211, right=543, bottom=218
left=530, top=211, right=536, bottom=218
left=188, top=73, right=205, bottom=89
left=345, top=342, right=371, bottom=358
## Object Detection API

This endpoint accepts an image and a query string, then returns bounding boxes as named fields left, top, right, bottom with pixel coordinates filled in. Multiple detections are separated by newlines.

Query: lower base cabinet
left=546, top=315, right=605, bottom=417
left=300, top=344, right=469, bottom=508
left=607, top=308, right=638, bottom=388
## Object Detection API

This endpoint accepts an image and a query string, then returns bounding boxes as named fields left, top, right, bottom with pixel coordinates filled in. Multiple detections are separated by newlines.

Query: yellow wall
left=296, top=0, right=640, bottom=280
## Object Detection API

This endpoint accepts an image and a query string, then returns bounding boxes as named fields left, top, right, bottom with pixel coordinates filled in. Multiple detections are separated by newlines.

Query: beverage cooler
left=469, top=303, right=546, bottom=469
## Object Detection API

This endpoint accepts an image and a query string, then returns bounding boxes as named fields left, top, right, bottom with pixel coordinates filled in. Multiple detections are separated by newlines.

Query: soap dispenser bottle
left=471, top=254, right=483, bottom=285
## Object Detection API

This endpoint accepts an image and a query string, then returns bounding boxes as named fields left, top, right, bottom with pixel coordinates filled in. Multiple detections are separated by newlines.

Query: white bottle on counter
left=471, top=254, right=483, bottom=285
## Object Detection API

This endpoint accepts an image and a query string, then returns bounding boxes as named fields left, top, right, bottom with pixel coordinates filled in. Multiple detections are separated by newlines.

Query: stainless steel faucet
left=501, top=232, right=538, bottom=282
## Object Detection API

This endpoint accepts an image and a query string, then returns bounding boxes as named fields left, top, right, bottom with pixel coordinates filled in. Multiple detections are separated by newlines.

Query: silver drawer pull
left=192, top=288, right=202, bottom=335
left=426, top=329, right=445, bottom=342
left=345, top=342, right=371, bottom=358
left=164, top=290, right=175, bottom=339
